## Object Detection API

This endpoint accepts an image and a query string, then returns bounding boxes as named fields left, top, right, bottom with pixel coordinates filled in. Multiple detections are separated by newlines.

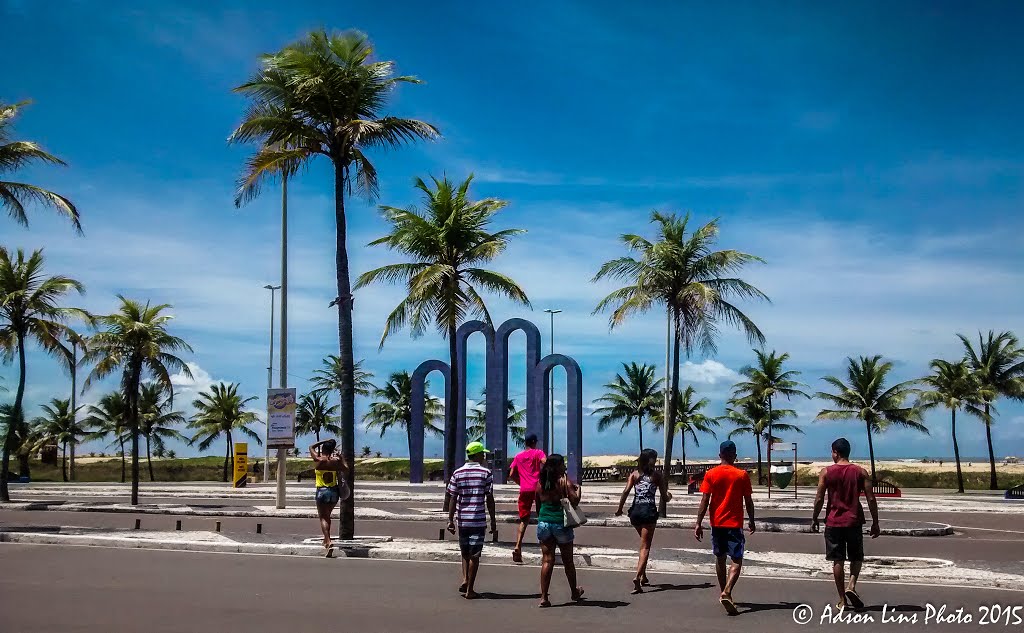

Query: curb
left=1, top=531, right=1018, bottom=591
left=0, top=502, right=953, bottom=536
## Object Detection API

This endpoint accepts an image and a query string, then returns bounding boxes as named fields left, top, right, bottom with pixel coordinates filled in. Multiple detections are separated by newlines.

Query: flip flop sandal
left=512, top=550, right=523, bottom=563
left=720, top=596, right=739, bottom=616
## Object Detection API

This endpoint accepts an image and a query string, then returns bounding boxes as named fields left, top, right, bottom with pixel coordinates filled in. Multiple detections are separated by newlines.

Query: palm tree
left=81, top=297, right=192, bottom=504
left=83, top=392, right=131, bottom=482
left=0, top=247, right=85, bottom=502
left=230, top=29, right=438, bottom=540
left=188, top=382, right=262, bottom=483
left=958, top=331, right=1024, bottom=489
left=311, top=356, right=376, bottom=399
left=918, top=359, right=992, bottom=493
left=733, top=350, right=809, bottom=487
left=57, top=329, right=90, bottom=481
left=0, top=101, right=81, bottom=231
left=363, top=371, right=443, bottom=459
left=815, top=355, right=926, bottom=485
left=31, top=398, right=87, bottom=482
left=592, top=362, right=663, bottom=453
left=138, top=383, right=186, bottom=482
left=295, top=390, right=341, bottom=442
left=467, top=389, right=527, bottom=449
left=355, top=174, right=530, bottom=478
left=723, top=396, right=800, bottom=485
left=652, top=386, right=719, bottom=471
left=593, top=212, right=768, bottom=485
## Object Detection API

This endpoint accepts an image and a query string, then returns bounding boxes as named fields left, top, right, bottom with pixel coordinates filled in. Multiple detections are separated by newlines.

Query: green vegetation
left=593, top=362, right=663, bottom=454
left=794, top=466, right=1022, bottom=491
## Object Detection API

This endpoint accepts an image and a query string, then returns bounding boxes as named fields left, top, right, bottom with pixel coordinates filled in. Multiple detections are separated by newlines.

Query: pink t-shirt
left=510, top=448, right=546, bottom=492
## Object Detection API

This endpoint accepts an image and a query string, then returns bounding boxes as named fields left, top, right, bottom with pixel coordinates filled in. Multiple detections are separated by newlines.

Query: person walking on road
left=811, top=437, right=880, bottom=610
left=446, top=441, right=497, bottom=599
left=309, top=439, right=349, bottom=557
left=509, top=433, right=546, bottom=563
left=694, top=440, right=756, bottom=615
left=615, top=448, right=672, bottom=594
left=535, top=454, right=585, bottom=607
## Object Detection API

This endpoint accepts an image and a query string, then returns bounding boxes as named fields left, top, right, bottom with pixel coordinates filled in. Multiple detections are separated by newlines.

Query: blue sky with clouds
left=3, top=0, right=1023, bottom=463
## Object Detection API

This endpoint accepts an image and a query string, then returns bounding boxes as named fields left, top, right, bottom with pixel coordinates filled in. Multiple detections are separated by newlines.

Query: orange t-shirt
left=700, top=464, right=752, bottom=528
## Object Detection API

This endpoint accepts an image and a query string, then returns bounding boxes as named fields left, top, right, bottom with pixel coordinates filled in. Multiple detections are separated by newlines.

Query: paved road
left=1, top=543, right=1020, bottom=632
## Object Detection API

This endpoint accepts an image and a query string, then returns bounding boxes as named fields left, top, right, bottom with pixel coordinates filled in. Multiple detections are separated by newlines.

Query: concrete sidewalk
left=0, top=500, right=954, bottom=536
left=2, top=524, right=1020, bottom=591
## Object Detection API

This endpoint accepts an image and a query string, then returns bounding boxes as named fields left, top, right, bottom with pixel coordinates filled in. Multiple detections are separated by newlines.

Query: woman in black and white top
left=615, top=448, right=672, bottom=594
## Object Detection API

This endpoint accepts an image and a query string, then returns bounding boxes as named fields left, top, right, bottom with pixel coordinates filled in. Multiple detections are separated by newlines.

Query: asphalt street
left=2, top=543, right=1021, bottom=632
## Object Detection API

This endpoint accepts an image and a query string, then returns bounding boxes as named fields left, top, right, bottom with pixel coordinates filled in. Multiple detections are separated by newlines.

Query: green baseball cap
left=466, top=441, right=490, bottom=457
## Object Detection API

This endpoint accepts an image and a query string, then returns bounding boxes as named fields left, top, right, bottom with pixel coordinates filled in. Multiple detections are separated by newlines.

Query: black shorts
left=711, top=527, right=745, bottom=560
left=628, top=503, right=659, bottom=527
left=824, top=525, right=864, bottom=562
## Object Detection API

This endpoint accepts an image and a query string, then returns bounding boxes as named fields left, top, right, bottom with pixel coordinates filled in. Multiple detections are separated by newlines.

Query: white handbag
left=560, top=497, right=587, bottom=528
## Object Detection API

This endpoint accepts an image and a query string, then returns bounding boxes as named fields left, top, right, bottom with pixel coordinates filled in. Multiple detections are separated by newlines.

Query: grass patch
left=794, top=467, right=1018, bottom=490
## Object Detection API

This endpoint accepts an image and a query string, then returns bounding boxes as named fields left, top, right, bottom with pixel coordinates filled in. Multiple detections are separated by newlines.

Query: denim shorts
left=711, top=527, right=745, bottom=560
left=459, top=528, right=486, bottom=558
left=537, top=521, right=574, bottom=544
left=315, top=486, right=340, bottom=505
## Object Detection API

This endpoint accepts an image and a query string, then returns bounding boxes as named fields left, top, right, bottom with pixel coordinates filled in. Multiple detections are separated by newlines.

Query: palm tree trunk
left=661, top=309, right=681, bottom=517
left=865, top=420, right=877, bottom=486
left=146, top=434, right=154, bottom=482
left=984, top=403, right=997, bottom=490
left=119, top=438, right=126, bottom=483
left=62, top=442, right=68, bottom=482
left=223, top=431, right=232, bottom=483
left=315, top=429, right=320, bottom=443
left=0, top=332, right=28, bottom=502
left=70, top=351, right=77, bottom=481
left=637, top=415, right=643, bottom=454
left=952, top=409, right=964, bottom=493
left=766, top=395, right=773, bottom=491
left=445, top=322, right=458, bottom=480
left=755, top=433, right=763, bottom=485
left=680, top=432, right=687, bottom=472
left=334, top=161, right=356, bottom=541
left=128, top=363, right=142, bottom=506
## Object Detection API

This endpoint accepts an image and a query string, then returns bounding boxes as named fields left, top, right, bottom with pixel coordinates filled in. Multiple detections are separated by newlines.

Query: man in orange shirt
left=694, top=440, right=756, bottom=615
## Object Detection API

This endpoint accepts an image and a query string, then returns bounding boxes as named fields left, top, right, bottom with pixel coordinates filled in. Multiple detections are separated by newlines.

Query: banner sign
left=267, top=388, right=297, bottom=449
left=233, top=442, right=248, bottom=488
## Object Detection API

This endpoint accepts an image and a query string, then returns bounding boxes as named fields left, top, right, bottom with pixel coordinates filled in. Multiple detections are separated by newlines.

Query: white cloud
left=678, top=360, right=741, bottom=386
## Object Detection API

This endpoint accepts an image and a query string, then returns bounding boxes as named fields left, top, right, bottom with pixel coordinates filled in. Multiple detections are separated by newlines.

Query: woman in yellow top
left=309, top=439, right=349, bottom=556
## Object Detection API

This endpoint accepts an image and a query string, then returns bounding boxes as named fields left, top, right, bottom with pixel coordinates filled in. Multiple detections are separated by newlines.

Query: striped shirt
left=447, top=462, right=494, bottom=529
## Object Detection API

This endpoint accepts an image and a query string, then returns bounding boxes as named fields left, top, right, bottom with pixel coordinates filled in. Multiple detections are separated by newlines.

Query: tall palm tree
left=733, top=350, right=809, bottom=487
left=57, top=329, right=90, bottom=481
left=31, top=398, right=87, bottom=482
left=592, top=362, right=663, bottom=453
left=188, top=382, right=262, bottom=483
left=231, top=29, right=438, bottom=539
left=593, top=212, right=768, bottom=492
left=467, top=389, right=527, bottom=449
left=815, top=355, right=926, bottom=485
left=311, top=356, right=376, bottom=399
left=0, top=101, right=81, bottom=231
left=652, top=386, right=719, bottom=471
left=295, top=390, right=341, bottom=442
left=82, top=297, right=192, bottom=504
left=918, top=359, right=992, bottom=493
left=363, top=371, right=443, bottom=459
left=138, top=383, right=186, bottom=482
left=356, top=174, right=530, bottom=478
left=958, top=330, right=1024, bottom=489
left=723, top=396, right=800, bottom=485
left=0, top=247, right=85, bottom=501
left=83, top=392, right=130, bottom=483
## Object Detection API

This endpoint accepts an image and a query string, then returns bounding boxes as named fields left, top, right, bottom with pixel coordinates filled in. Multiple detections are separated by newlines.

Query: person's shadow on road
left=646, top=582, right=714, bottom=593
left=550, top=599, right=630, bottom=609
left=477, top=592, right=540, bottom=601
left=737, top=601, right=803, bottom=616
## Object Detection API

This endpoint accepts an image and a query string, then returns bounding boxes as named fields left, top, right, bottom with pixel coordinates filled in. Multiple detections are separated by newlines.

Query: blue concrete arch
left=455, top=320, right=494, bottom=471
left=409, top=359, right=450, bottom=484
left=490, top=319, right=543, bottom=480
left=532, top=354, right=584, bottom=483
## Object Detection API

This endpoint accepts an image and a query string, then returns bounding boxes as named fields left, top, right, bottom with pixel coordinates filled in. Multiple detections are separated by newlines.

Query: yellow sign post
left=233, top=442, right=248, bottom=488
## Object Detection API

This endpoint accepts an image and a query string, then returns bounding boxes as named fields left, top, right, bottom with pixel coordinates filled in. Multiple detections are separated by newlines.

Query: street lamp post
left=263, top=284, right=281, bottom=485
left=544, top=309, right=562, bottom=453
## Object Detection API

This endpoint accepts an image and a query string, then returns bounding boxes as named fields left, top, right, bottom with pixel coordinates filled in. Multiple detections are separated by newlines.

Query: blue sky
left=2, top=0, right=1023, bottom=463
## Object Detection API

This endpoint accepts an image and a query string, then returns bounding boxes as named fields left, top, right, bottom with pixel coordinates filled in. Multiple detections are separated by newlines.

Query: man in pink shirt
left=508, top=433, right=545, bottom=563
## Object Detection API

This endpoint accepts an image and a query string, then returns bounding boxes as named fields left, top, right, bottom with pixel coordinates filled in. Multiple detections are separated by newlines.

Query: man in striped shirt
left=446, top=441, right=497, bottom=599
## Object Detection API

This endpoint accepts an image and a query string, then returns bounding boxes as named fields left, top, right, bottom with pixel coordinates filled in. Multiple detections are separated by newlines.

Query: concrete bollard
left=256, top=523, right=263, bottom=534
left=175, top=520, right=181, bottom=531
left=134, top=519, right=141, bottom=530
left=215, top=521, right=221, bottom=533
left=438, top=528, right=445, bottom=541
